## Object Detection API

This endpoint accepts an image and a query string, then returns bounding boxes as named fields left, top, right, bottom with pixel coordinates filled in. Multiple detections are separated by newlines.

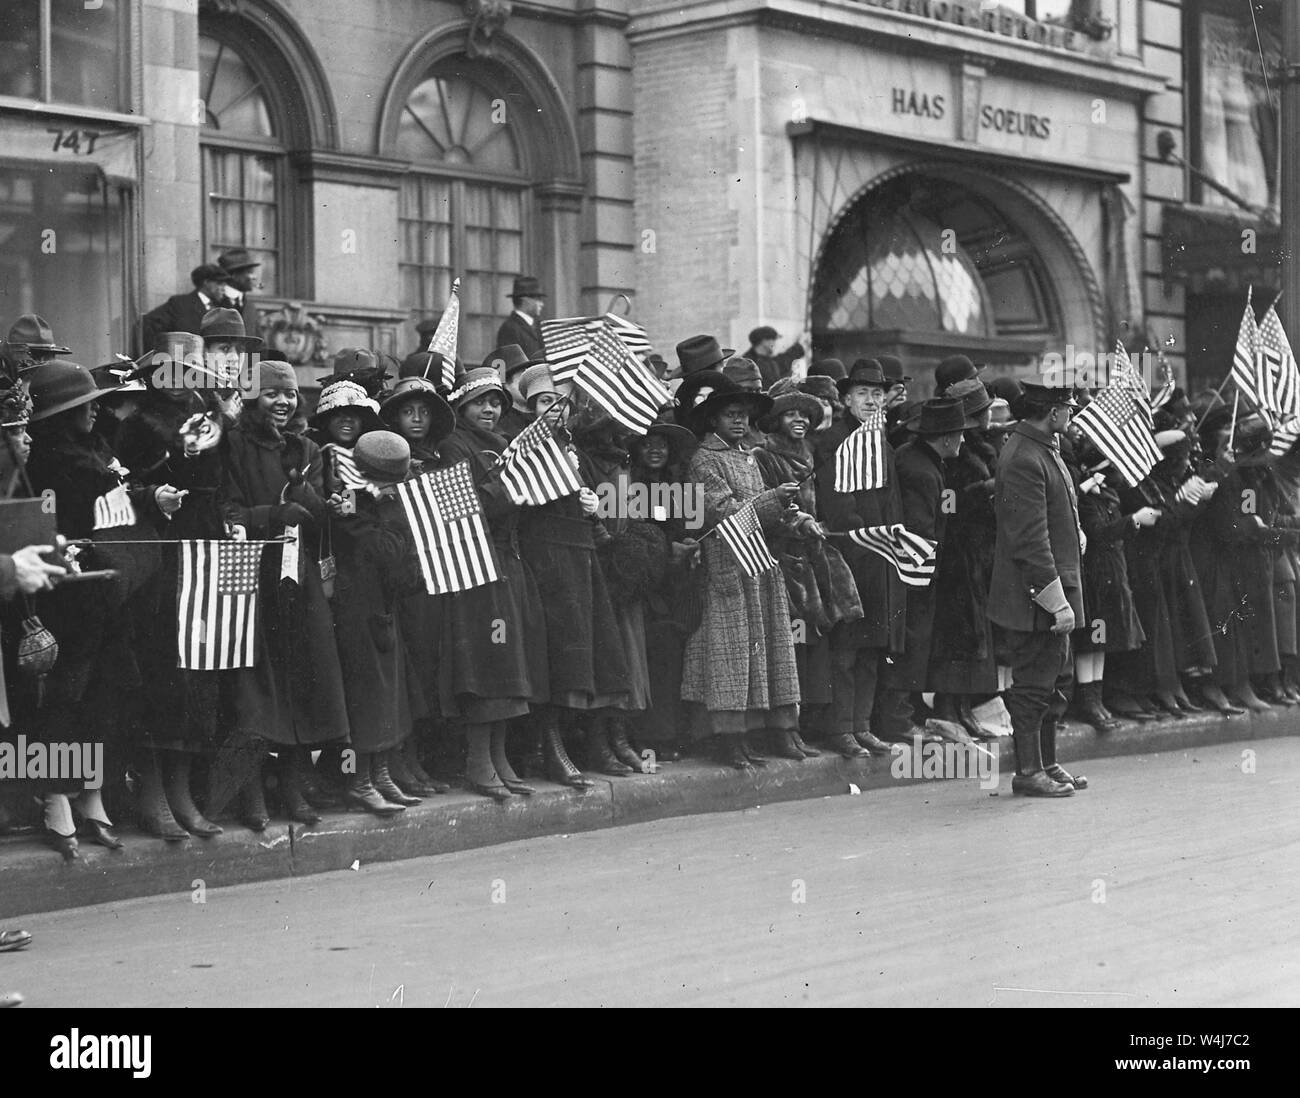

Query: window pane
left=0, top=0, right=41, bottom=98
left=51, top=0, right=122, bottom=110
left=199, top=35, right=275, bottom=137
left=400, top=74, right=521, bottom=172
left=203, top=147, right=281, bottom=294
left=244, top=155, right=278, bottom=204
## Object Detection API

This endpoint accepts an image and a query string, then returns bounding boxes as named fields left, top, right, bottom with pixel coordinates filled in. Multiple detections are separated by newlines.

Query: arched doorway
left=811, top=167, right=1103, bottom=393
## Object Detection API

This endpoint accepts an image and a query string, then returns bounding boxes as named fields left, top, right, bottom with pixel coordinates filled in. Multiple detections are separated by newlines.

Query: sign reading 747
left=46, top=128, right=104, bottom=155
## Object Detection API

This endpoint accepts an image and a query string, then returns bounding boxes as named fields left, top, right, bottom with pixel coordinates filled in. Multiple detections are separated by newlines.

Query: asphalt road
left=5, top=738, right=1298, bottom=1007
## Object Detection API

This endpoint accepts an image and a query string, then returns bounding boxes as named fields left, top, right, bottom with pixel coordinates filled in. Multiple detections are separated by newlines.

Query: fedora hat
left=946, top=377, right=993, bottom=418
left=317, top=347, right=393, bottom=388
left=311, top=379, right=384, bottom=433
left=877, top=354, right=912, bottom=384
left=27, top=361, right=110, bottom=421
left=200, top=307, right=262, bottom=351
left=934, top=354, right=982, bottom=395
left=379, top=377, right=456, bottom=442
left=448, top=366, right=508, bottom=410
left=1018, top=381, right=1080, bottom=410
left=507, top=276, right=546, bottom=299
left=7, top=314, right=71, bottom=355
left=673, top=368, right=729, bottom=426
left=352, top=430, right=411, bottom=485
left=217, top=247, right=261, bottom=274
left=907, top=396, right=976, bottom=436
left=484, top=344, right=532, bottom=380
left=838, top=358, right=887, bottom=396
left=689, top=374, right=773, bottom=436
left=675, top=335, right=734, bottom=377
left=722, top=356, right=764, bottom=389
left=798, top=375, right=840, bottom=406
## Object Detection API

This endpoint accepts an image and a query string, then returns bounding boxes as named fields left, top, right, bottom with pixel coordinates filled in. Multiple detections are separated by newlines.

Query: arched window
left=397, top=61, right=529, bottom=356
left=199, top=31, right=288, bottom=294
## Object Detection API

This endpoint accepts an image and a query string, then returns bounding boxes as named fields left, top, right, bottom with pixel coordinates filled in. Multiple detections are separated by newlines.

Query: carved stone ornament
left=464, top=0, right=513, bottom=58
left=259, top=303, right=330, bottom=368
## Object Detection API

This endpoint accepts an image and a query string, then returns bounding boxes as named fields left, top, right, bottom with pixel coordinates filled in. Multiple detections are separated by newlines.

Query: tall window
left=397, top=68, right=528, bottom=356
left=199, top=33, right=285, bottom=294
left=0, top=0, right=127, bottom=110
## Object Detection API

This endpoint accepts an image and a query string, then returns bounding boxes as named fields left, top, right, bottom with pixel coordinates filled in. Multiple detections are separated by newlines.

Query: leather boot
left=607, top=717, right=644, bottom=770
left=1077, top=682, right=1119, bottom=732
left=1106, top=691, right=1156, bottom=721
left=542, top=712, right=594, bottom=789
left=388, top=741, right=446, bottom=796
left=1199, top=681, right=1246, bottom=714
left=490, top=723, right=535, bottom=795
left=345, top=753, right=405, bottom=815
left=586, top=721, right=633, bottom=776
left=1230, top=680, right=1272, bottom=713
left=741, top=734, right=768, bottom=767
left=827, top=732, right=869, bottom=758
left=955, top=696, right=987, bottom=741
left=931, top=693, right=960, bottom=724
left=515, top=717, right=546, bottom=780
left=305, top=745, right=346, bottom=808
left=853, top=728, right=901, bottom=755
left=790, top=728, right=820, bottom=757
left=240, top=766, right=271, bottom=831
left=773, top=729, right=805, bottom=760
left=1007, top=694, right=1072, bottom=798
left=719, top=734, right=753, bottom=771
left=138, top=751, right=189, bottom=842
left=165, top=751, right=223, bottom=836
left=279, top=748, right=323, bottom=824
left=1041, top=717, right=1087, bottom=789
left=372, top=752, right=421, bottom=806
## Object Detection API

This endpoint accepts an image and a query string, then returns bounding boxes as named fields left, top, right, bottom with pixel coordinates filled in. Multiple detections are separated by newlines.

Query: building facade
left=0, top=1, right=1285, bottom=393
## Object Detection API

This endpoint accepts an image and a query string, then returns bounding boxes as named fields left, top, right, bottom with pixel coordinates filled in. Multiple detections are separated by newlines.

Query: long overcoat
left=890, top=435, right=949, bottom=691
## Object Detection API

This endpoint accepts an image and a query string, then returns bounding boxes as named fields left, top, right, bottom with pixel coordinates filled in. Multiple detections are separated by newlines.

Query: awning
left=1161, top=203, right=1280, bottom=295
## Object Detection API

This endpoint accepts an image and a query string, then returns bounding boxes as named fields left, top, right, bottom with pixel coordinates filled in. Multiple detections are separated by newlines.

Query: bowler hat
left=380, top=378, right=456, bottom=442
left=934, top=355, right=981, bottom=395
left=748, top=325, right=779, bottom=346
left=986, top=376, right=1024, bottom=404
left=200, top=307, right=262, bottom=351
left=27, top=361, right=109, bottom=421
left=946, top=377, right=993, bottom=418
left=352, top=431, right=411, bottom=485
left=877, top=354, right=911, bottom=384
left=484, top=344, right=531, bottom=380
left=689, top=375, right=773, bottom=436
left=760, top=391, right=824, bottom=433
left=311, top=379, right=384, bottom=433
left=217, top=248, right=261, bottom=274
left=507, top=276, right=546, bottom=299
left=838, top=358, right=887, bottom=396
left=676, top=335, right=734, bottom=377
left=400, top=350, right=449, bottom=383
left=191, top=263, right=230, bottom=289
left=7, top=314, right=70, bottom=355
left=1018, top=381, right=1080, bottom=409
left=907, top=397, right=975, bottom=436
left=449, top=366, right=508, bottom=410
left=808, top=358, right=847, bottom=381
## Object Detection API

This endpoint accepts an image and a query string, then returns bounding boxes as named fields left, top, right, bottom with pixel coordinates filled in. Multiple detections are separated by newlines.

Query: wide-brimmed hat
left=748, top=325, right=779, bottom=346
left=1018, top=381, right=1080, bottom=410
left=838, top=358, right=888, bottom=396
left=689, top=375, right=773, bottom=435
left=934, top=354, right=982, bottom=394
left=352, top=430, right=411, bottom=485
left=722, top=356, right=764, bottom=388
left=760, top=391, right=824, bottom=432
left=631, top=411, right=696, bottom=464
left=485, top=344, right=532, bottom=380
left=7, top=314, right=71, bottom=356
left=673, top=368, right=729, bottom=426
left=200, top=307, right=262, bottom=351
left=379, top=377, right=456, bottom=441
left=808, top=358, right=847, bottom=381
left=27, top=361, right=109, bottom=421
left=400, top=350, right=450, bottom=384
left=448, top=367, right=508, bottom=411
left=907, top=396, right=976, bottom=436
left=317, top=347, right=393, bottom=389
left=311, top=379, right=384, bottom=432
left=676, top=335, right=734, bottom=377
left=507, top=276, right=546, bottom=299
left=217, top=247, right=261, bottom=274
left=877, top=354, right=912, bottom=384
left=946, top=377, right=993, bottom=418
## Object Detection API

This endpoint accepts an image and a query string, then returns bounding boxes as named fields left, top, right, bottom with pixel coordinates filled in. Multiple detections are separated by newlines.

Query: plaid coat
left=680, top=435, right=799, bottom=715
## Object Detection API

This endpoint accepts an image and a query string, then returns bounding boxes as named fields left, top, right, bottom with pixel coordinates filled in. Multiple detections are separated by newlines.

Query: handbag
left=319, top=516, right=337, bottom=600
left=17, top=612, right=58, bottom=708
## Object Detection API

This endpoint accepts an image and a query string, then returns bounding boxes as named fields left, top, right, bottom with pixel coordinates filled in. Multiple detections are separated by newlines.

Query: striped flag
left=834, top=407, right=886, bottom=493
left=1259, top=302, right=1300, bottom=456
left=576, top=327, right=671, bottom=435
left=326, top=445, right=371, bottom=493
left=176, top=540, right=264, bottom=670
left=541, top=317, right=602, bottom=383
left=845, top=524, right=937, bottom=587
left=498, top=415, right=583, bottom=506
left=1110, top=339, right=1154, bottom=429
left=1073, top=385, right=1162, bottom=488
left=397, top=460, right=499, bottom=594
left=425, top=278, right=461, bottom=392
left=715, top=501, right=778, bottom=577
left=1230, top=289, right=1262, bottom=411
left=93, top=485, right=137, bottom=530
left=603, top=312, right=652, bottom=357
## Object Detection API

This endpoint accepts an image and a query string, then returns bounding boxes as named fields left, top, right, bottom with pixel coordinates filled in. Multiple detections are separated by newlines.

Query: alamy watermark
left=1039, top=345, right=1161, bottom=390
left=0, top=734, right=104, bottom=789
left=889, top=734, right=999, bottom=790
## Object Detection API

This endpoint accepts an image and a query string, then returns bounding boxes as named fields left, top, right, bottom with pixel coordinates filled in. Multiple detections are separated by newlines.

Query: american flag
left=176, top=540, right=264, bottom=670
left=576, top=326, right=671, bottom=435
left=715, top=501, right=778, bottom=577
left=1259, top=302, right=1300, bottom=456
left=424, top=278, right=461, bottom=392
left=1110, top=339, right=1154, bottom=429
left=397, top=460, right=500, bottom=594
left=834, top=407, right=886, bottom=493
left=1072, top=385, right=1162, bottom=488
left=93, top=485, right=137, bottom=530
left=845, top=524, right=936, bottom=587
left=603, top=312, right=652, bottom=357
left=498, top=415, right=583, bottom=507
left=1231, top=288, right=1259, bottom=407
left=326, top=445, right=371, bottom=492
left=541, top=317, right=603, bottom=382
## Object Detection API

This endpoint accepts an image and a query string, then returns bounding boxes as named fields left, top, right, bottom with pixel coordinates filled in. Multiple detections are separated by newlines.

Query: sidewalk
left=2, top=706, right=1295, bottom=919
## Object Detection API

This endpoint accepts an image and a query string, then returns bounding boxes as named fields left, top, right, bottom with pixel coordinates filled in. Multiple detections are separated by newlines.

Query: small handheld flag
left=425, top=279, right=461, bottom=392
left=177, top=540, right=265, bottom=669
left=498, top=415, right=583, bottom=507
left=834, top=407, right=886, bottom=493
left=397, top=461, right=500, bottom=594
left=845, top=524, right=936, bottom=587
left=715, top=501, right=778, bottom=577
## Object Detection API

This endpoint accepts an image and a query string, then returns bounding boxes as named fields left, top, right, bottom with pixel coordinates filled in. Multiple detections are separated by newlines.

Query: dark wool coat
left=928, top=431, right=999, bottom=693
left=519, top=446, right=630, bottom=709
left=495, top=312, right=545, bottom=359
left=1151, top=454, right=1217, bottom=673
left=393, top=441, right=445, bottom=717
left=680, top=435, right=799, bottom=725
left=989, top=422, right=1084, bottom=632
left=890, top=436, right=949, bottom=691
left=220, top=406, right=349, bottom=746
left=331, top=490, right=421, bottom=752
left=814, top=412, right=907, bottom=652
left=435, top=423, right=548, bottom=719
left=1071, top=476, right=1145, bottom=655
left=1252, top=454, right=1300, bottom=659
left=142, top=290, right=211, bottom=348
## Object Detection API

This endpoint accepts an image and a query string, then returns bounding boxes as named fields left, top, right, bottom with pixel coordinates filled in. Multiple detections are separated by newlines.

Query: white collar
left=513, top=309, right=535, bottom=324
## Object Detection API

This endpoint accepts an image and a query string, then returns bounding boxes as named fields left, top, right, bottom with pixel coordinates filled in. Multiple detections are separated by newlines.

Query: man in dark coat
left=744, top=326, right=805, bottom=388
left=989, top=381, right=1087, bottom=797
left=495, top=276, right=546, bottom=359
left=814, top=359, right=906, bottom=757
left=216, top=247, right=262, bottom=343
left=142, top=264, right=230, bottom=350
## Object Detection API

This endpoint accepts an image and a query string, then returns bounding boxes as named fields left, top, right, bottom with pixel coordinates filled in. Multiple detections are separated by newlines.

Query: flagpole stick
left=1226, top=390, right=1240, bottom=452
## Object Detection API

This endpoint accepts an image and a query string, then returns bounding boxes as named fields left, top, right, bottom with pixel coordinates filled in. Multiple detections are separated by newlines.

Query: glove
left=275, top=502, right=312, bottom=528
left=1033, top=577, right=1075, bottom=635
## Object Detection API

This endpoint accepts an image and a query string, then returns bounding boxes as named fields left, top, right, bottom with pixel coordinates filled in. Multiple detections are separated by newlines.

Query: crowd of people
left=1, top=276, right=1297, bottom=862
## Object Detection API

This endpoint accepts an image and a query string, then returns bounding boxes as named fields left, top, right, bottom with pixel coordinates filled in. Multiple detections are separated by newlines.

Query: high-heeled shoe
left=541, top=719, right=595, bottom=789
left=772, top=730, right=805, bottom=761
left=344, top=772, right=405, bottom=816
left=1199, top=682, right=1246, bottom=715
left=501, top=777, right=536, bottom=796
left=742, top=736, right=768, bottom=767
left=372, top=755, right=421, bottom=807
left=44, top=829, right=79, bottom=862
left=586, top=726, right=634, bottom=776
left=80, top=819, right=123, bottom=851
left=468, top=780, right=515, bottom=801
left=239, top=780, right=271, bottom=832
left=388, top=746, right=447, bottom=796
left=790, top=729, right=821, bottom=757
left=719, top=736, right=754, bottom=771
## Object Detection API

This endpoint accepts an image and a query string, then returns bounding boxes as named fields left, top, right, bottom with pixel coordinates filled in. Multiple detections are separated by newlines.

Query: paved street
left=5, top=738, right=1298, bottom=1008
